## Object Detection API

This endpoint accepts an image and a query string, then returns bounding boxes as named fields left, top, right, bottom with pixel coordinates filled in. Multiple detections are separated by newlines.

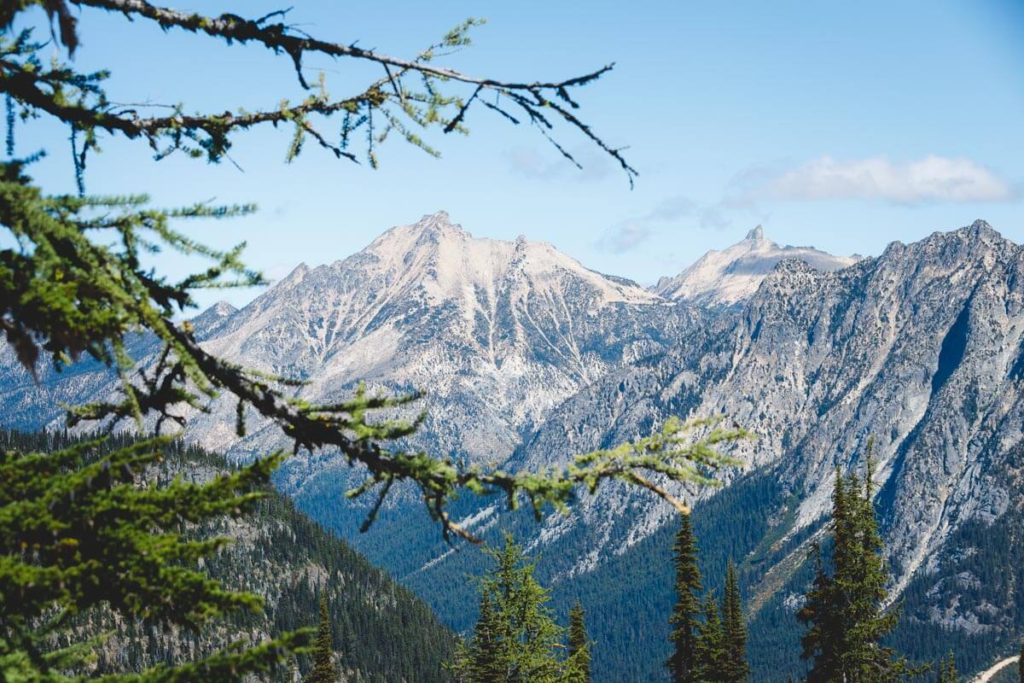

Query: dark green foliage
left=936, top=651, right=956, bottom=683
left=399, top=470, right=783, bottom=682
left=721, top=561, right=749, bottom=682
left=0, top=430, right=458, bottom=682
left=798, top=448, right=916, bottom=682
left=306, top=595, right=338, bottom=683
left=452, top=535, right=563, bottom=682
left=668, top=514, right=703, bottom=682
left=694, top=594, right=727, bottom=682
left=565, top=602, right=592, bottom=683
left=1019, top=640, right=1022, bottom=683
left=379, top=459, right=1018, bottom=683
left=0, top=431, right=308, bottom=681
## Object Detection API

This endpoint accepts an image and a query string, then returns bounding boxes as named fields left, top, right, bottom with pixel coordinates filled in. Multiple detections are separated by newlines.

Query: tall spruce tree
left=306, top=594, right=339, bottom=683
left=668, top=514, right=703, bottom=683
left=721, top=560, right=749, bottom=682
left=452, top=535, right=563, bottom=683
left=695, top=593, right=727, bottom=682
left=797, top=443, right=916, bottom=682
left=564, top=601, right=592, bottom=683
left=935, top=651, right=956, bottom=683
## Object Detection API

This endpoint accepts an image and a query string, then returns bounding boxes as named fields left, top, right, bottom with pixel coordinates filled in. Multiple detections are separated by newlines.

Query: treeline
left=451, top=443, right=1024, bottom=682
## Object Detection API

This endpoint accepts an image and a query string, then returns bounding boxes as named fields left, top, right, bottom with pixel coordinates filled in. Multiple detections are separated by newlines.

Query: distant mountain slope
left=0, top=430, right=456, bottom=683
left=2, top=216, right=1021, bottom=681
left=654, top=225, right=859, bottom=305
left=486, top=220, right=1024, bottom=680
left=0, top=211, right=693, bottom=465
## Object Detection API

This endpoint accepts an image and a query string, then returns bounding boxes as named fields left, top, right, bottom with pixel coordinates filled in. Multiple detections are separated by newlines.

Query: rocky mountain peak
left=190, top=300, right=239, bottom=339
left=655, top=226, right=858, bottom=306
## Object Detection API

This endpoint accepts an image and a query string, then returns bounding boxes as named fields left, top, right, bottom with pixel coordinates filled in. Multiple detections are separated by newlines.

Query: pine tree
left=306, top=594, right=339, bottom=683
left=695, top=593, right=727, bottom=682
left=668, top=514, right=704, bottom=682
left=721, top=560, right=749, bottom=682
left=452, top=535, right=563, bottom=683
left=797, top=441, right=916, bottom=682
left=0, top=436, right=309, bottom=680
left=1019, top=639, right=1023, bottom=683
left=799, top=543, right=841, bottom=677
left=464, top=593, right=504, bottom=682
left=564, top=601, right=592, bottom=683
left=936, top=651, right=956, bottom=683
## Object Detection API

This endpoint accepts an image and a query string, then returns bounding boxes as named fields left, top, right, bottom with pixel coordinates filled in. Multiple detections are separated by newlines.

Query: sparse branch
left=1, top=1, right=637, bottom=183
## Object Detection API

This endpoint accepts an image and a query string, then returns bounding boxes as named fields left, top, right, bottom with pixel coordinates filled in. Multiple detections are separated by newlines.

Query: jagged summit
left=655, top=225, right=859, bottom=306
left=149, top=211, right=672, bottom=462
left=339, top=211, right=659, bottom=309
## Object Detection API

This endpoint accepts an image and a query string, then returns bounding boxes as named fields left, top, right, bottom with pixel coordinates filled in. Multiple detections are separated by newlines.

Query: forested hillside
left=0, top=430, right=456, bottom=683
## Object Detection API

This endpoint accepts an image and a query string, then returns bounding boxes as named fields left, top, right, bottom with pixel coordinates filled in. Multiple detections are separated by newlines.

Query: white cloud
left=760, top=155, right=1015, bottom=204
left=505, top=146, right=612, bottom=182
left=596, top=196, right=695, bottom=253
left=597, top=221, right=654, bottom=253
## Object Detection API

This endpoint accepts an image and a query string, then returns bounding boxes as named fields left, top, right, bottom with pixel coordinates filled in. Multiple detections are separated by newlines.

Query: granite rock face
left=2, top=215, right=1020, bottom=670
left=517, top=221, right=1023, bottom=604
left=654, top=224, right=859, bottom=306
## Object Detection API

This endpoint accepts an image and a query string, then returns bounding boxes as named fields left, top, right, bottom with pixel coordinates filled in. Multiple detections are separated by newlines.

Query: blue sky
left=15, top=0, right=1024, bottom=309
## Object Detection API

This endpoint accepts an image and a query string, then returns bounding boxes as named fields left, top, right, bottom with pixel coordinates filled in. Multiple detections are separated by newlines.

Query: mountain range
left=1, top=212, right=1021, bottom=681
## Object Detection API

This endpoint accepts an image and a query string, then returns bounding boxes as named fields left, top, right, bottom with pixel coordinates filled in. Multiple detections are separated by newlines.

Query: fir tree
left=935, top=651, right=956, bottom=683
left=564, top=601, right=592, bottom=683
left=721, top=560, right=749, bottom=682
left=306, top=594, right=339, bottom=683
left=465, top=593, right=504, bottom=682
left=0, top=436, right=309, bottom=680
left=798, top=441, right=916, bottom=682
left=668, top=514, right=703, bottom=682
left=452, top=535, right=563, bottom=683
left=695, top=593, right=727, bottom=682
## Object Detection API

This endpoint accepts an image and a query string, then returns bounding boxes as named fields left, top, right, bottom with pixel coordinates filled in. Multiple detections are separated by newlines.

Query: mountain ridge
left=1, top=214, right=1019, bottom=681
left=654, top=224, right=860, bottom=305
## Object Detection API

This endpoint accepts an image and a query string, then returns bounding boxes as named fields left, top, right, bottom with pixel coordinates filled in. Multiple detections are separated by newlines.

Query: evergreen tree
left=464, top=593, right=504, bottom=682
left=668, top=514, right=704, bottom=682
left=452, top=535, right=563, bottom=683
left=721, top=560, right=749, bottom=682
left=564, top=601, right=592, bottom=683
left=935, top=651, right=956, bottom=683
left=797, top=442, right=916, bottom=682
left=695, top=593, right=727, bottom=682
left=1019, top=639, right=1023, bottom=683
left=0, top=436, right=309, bottom=681
left=306, top=594, right=339, bottom=683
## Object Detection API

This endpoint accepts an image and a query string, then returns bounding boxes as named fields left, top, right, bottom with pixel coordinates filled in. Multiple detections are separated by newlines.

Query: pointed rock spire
left=746, top=225, right=765, bottom=241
